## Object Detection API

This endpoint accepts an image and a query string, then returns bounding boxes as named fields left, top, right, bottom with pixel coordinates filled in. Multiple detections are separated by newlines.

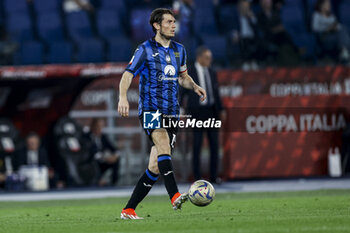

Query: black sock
left=125, top=169, right=158, bottom=210
left=158, top=154, right=179, bottom=199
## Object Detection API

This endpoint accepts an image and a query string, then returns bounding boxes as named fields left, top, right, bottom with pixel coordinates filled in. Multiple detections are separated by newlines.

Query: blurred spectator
left=0, top=24, right=18, bottom=66
left=257, top=0, right=299, bottom=66
left=181, top=46, right=225, bottom=184
left=173, top=0, right=195, bottom=40
left=15, top=132, right=50, bottom=169
left=312, top=0, right=350, bottom=63
left=85, top=118, right=120, bottom=186
left=15, top=132, right=62, bottom=188
left=232, top=0, right=260, bottom=70
left=63, top=0, right=94, bottom=13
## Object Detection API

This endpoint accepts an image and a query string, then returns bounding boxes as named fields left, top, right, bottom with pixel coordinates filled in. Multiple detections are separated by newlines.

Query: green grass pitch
left=0, top=189, right=349, bottom=233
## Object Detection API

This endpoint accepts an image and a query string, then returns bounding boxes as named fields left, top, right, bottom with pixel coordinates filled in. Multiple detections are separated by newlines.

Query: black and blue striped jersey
left=125, top=38, right=187, bottom=116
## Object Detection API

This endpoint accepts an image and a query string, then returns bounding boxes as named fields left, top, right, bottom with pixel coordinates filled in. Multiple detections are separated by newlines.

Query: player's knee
left=152, top=129, right=171, bottom=154
left=150, top=146, right=157, bottom=155
left=155, top=143, right=171, bottom=155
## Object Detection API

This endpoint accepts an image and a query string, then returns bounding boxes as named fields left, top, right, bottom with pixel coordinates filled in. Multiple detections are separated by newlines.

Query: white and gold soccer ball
left=188, top=180, right=215, bottom=207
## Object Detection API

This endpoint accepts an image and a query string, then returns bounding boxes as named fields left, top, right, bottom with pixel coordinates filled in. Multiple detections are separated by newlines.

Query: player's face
left=159, top=14, right=176, bottom=40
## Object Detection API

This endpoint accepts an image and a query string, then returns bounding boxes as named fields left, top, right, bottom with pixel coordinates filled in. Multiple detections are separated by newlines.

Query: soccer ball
left=188, top=180, right=215, bottom=206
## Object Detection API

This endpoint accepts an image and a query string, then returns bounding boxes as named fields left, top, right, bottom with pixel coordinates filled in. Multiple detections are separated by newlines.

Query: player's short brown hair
left=149, top=8, right=175, bottom=34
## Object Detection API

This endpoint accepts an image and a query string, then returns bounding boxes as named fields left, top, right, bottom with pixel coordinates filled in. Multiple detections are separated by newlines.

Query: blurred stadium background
left=0, top=0, right=350, bottom=195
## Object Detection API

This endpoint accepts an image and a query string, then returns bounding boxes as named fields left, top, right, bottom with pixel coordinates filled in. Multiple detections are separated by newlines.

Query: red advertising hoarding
left=218, top=66, right=350, bottom=178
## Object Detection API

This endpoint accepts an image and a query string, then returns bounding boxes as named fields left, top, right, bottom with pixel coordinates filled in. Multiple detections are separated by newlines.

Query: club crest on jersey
left=164, top=65, right=176, bottom=76
left=165, top=55, right=171, bottom=63
left=174, top=52, right=180, bottom=58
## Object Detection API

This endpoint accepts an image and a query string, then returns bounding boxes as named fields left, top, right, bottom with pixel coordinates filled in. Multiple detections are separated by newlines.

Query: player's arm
left=118, top=45, right=146, bottom=117
left=179, top=71, right=207, bottom=102
left=118, top=71, right=134, bottom=117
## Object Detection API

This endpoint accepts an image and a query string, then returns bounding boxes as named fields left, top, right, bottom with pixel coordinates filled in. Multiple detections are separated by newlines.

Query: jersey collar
left=150, top=37, right=174, bottom=49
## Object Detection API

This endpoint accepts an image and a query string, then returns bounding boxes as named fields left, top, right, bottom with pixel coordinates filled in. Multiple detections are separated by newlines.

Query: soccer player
left=118, top=8, right=207, bottom=219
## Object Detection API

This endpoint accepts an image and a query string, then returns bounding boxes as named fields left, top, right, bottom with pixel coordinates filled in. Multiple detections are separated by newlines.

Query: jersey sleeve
left=125, top=45, right=146, bottom=76
left=179, top=46, right=187, bottom=73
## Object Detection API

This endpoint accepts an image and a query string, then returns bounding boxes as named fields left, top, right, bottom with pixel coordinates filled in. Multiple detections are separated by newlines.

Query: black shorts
left=139, top=114, right=178, bottom=149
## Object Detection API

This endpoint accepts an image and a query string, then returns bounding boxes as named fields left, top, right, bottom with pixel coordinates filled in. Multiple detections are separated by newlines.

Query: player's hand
left=194, top=85, right=207, bottom=102
left=118, top=97, right=129, bottom=117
